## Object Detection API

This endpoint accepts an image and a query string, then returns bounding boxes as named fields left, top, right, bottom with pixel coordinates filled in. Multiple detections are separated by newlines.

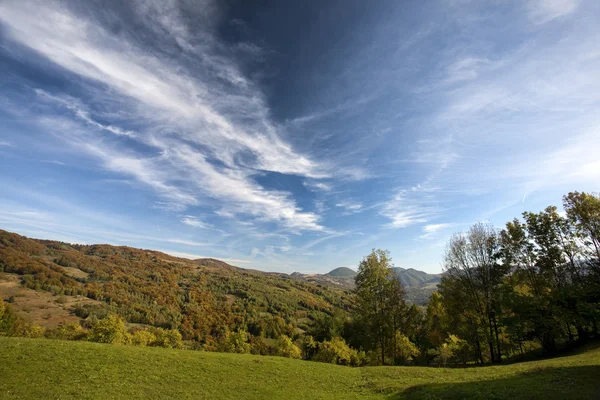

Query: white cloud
left=335, top=200, right=363, bottom=214
left=381, top=185, right=442, bottom=228
left=161, top=249, right=251, bottom=264
left=0, top=0, right=330, bottom=232
left=0, top=141, right=14, bottom=147
left=181, top=216, right=213, bottom=229
left=423, top=223, right=452, bottom=234
left=420, top=223, right=454, bottom=239
left=528, top=0, right=579, bottom=25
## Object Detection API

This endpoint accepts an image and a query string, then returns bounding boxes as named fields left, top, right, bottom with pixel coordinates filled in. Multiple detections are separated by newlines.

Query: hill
left=391, top=267, right=441, bottom=288
left=326, top=267, right=357, bottom=277
left=1, top=336, right=599, bottom=399
left=0, top=229, right=352, bottom=347
left=288, top=266, right=441, bottom=305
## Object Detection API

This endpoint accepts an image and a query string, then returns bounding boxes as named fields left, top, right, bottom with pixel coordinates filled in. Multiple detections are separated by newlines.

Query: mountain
left=287, top=266, right=441, bottom=305
left=391, top=267, right=441, bottom=288
left=326, top=267, right=357, bottom=277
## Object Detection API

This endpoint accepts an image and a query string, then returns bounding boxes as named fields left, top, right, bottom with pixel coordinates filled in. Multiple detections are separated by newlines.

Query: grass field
left=1, top=337, right=599, bottom=399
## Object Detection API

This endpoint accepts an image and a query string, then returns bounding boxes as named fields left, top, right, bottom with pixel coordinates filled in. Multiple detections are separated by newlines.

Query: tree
left=443, top=223, right=507, bottom=363
left=564, top=191, right=600, bottom=262
left=219, top=330, right=251, bottom=354
left=393, top=333, right=420, bottom=365
left=0, top=298, right=16, bottom=335
left=354, top=249, right=406, bottom=365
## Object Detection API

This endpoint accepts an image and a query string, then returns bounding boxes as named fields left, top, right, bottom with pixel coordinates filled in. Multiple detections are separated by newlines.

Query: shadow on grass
left=392, top=366, right=600, bottom=400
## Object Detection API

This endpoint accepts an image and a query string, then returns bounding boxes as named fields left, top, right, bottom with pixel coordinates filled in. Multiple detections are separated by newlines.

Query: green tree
left=355, top=249, right=405, bottom=365
left=393, top=333, right=420, bottom=365
left=443, top=223, right=507, bottom=363
left=219, top=330, right=251, bottom=354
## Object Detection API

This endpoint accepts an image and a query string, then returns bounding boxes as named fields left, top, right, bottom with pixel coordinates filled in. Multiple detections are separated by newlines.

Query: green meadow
left=1, top=337, right=599, bottom=400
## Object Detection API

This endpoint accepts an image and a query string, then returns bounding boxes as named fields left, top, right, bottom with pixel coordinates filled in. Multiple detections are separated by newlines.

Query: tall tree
left=443, top=222, right=507, bottom=363
left=354, top=249, right=406, bottom=365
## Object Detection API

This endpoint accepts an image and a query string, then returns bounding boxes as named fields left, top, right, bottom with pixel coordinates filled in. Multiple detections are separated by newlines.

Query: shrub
left=218, top=330, right=251, bottom=354
left=394, top=333, right=420, bottom=365
left=300, top=335, right=318, bottom=360
left=0, top=299, right=16, bottom=334
left=128, top=329, right=156, bottom=346
left=313, top=337, right=361, bottom=366
left=248, top=335, right=270, bottom=355
left=273, top=335, right=302, bottom=359
left=88, top=314, right=127, bottom=344
left=152, top=328, right=183, bottom=349
left=11, top=319, right=46, bottom=338
left=49, top=322, right=88, bottom=341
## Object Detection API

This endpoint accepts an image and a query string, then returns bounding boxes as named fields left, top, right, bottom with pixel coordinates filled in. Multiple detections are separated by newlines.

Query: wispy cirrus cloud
left=0, top=0, right=333, bottom=232
left=181, top=216, right=214, bottom=229
left=528, top=0, right=580, bottom=25
left=420, top=223, right=453, bottom=239
left=381, top=186, right=442, bottom=229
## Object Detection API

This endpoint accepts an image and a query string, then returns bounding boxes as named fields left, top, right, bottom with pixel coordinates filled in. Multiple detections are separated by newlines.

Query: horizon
left=1, top=0, right=599, bottom=274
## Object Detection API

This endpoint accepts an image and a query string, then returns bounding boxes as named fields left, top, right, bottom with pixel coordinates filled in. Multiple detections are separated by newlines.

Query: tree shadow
left=391, top=366, right=600, bottom=400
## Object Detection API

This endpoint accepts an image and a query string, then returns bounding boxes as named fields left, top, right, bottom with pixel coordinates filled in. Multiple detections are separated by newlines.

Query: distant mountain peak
left=326, top=267, right=357, bottom=277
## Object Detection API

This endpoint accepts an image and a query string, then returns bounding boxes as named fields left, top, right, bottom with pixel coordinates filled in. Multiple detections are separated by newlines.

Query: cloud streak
left=0, top=0, right=330, bottom=232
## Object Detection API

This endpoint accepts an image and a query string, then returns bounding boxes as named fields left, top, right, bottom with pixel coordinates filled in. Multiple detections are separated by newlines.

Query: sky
left=0, top=0, right=599, bottom=274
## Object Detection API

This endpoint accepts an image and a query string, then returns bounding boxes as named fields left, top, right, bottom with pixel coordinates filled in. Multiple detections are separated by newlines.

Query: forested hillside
left=0, top=230, right=353, bottom=353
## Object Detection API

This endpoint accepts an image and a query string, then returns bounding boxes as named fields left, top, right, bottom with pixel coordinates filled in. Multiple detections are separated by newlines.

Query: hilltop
left=1, top=336, right=599, bottom=399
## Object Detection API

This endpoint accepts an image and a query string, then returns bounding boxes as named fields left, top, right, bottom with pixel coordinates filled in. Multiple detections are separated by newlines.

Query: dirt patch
left=0, top=273, right=101, bottom=329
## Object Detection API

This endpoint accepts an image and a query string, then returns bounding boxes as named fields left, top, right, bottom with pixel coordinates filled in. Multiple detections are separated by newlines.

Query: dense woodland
left=1, top=191, right=599, bottom=367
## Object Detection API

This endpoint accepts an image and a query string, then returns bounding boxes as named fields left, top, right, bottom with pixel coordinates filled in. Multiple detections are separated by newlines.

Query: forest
left=1, top=191, right=599, bottom=367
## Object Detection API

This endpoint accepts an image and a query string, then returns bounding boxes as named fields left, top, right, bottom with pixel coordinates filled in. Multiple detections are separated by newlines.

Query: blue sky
left=0, top=0, right=599, bottom=274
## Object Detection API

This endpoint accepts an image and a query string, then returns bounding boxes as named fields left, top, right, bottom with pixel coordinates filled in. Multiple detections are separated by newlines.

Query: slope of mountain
left=391, top=267, right=441, bottom=288
left=0, top=229, right=352, bottom=345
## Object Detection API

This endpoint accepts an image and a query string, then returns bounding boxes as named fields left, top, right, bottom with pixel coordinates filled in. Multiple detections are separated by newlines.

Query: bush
left=313, top=337, right=362, bottom=366
left=152, top=328, right=183, bottom=349
left=11, top=319, right=46, bottom=338
left=300, top=335, right=318, bottom=360
left=218, top=330, right=251, bottom=354
left=88, top=314, right=127, bottom=344
left=273, top=335, right=302, bottom=359
left=0, top=299, right=16, bottom=334
left=129, top=329, right=157, bottom=346
left=48, top=322, right=88, bottom=341
left=394, top=333, right=420, bottom=365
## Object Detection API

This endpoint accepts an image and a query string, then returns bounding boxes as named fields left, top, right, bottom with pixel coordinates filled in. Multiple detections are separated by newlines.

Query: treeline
left=313, top=191, right=600, bottom=366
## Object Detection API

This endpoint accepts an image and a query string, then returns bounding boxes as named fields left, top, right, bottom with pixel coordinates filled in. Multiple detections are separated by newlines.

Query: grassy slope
left=1, top=337, right=599, bottom=400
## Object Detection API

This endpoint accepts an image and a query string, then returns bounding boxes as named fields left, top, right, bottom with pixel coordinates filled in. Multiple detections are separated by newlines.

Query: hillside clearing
left=0, top=274, right=100, bottom=328
left=1, top=337, right=599, bottom=399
